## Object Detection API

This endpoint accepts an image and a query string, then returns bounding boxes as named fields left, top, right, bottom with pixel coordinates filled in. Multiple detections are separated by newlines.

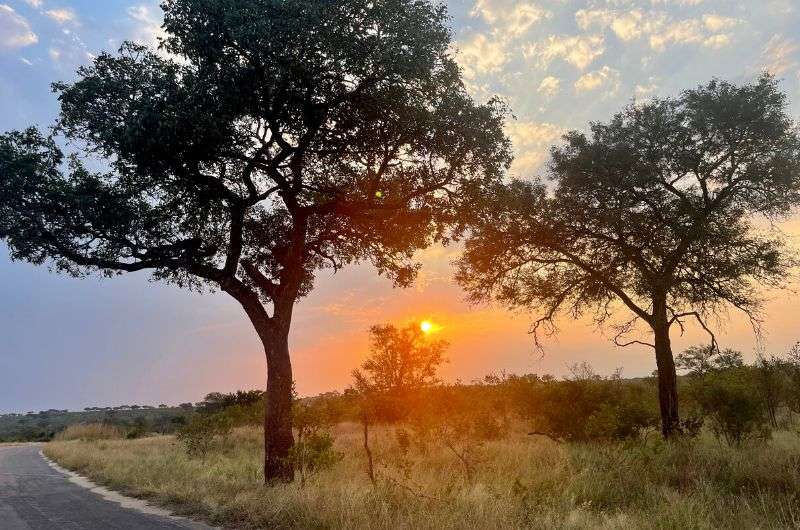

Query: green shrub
left=176, top=414, right=232, bottom=457
left=689, top=368, right=772, bottom=445
left=289, top=431, right=342, bottom=484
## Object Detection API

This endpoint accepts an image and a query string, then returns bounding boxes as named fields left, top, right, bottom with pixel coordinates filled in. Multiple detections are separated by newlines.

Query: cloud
left=45, top=8, right=78, bottom=25
left=576, top=9, right=664, bottom=41
left=634, top=77, right=659, bottom=100
left=457, top=33, right=509, bottom=79
left=0, top=5, right=38, bottom=50
left=537, top=75, right=560, bottom=96
left=574, top=66, right=621, bottom=95
left=23, top=0, right=42, bottom=7
left=505, top=120, right=563, bottom=175
left=471, top=0, right=550, bottom=37
left=761, top=35, right=799, bottom=76
left=127, top=5, right=166, bottom=48
left=576, top=8, right=738, bottom=52
left=524, top=34, right=605, bottom=70
left=702, top=14, right=739, bottom=33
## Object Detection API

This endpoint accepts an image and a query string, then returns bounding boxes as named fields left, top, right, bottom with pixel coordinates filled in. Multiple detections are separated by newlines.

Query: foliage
left=289, top=432, right=342, bottom=485
left=0, top=0, right=510, bottom=480
left=687, top=367, right=772, bottom=445
left=353, top=323, right=448, bottom=394
left=532, top=366, right=658, bottom=441
left=678, top=346, right=773, bottom=445
left=455, top=75, right=800, bottom=436
left=176, top=414, right=233, bottom=457
left=54, top=423, right=124, bottom=441
left=0, top=406, right=192, bottom=443
left=676, top=345, right=744, bottom=376
left=196, top=390, right=264, bottom=415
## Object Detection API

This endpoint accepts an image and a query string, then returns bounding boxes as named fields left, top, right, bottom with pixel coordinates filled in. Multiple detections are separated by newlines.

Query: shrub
left=688, top=367, right=772, bottom=445
left=532, top=368, right=658, bottom=441
left=54, top=423, right=123, bottom=441
left=289, top=431, right=342, bottom=484
left=176, top=414, right=232, bottom=457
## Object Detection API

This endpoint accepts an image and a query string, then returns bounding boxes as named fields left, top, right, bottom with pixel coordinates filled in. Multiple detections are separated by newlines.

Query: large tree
left=456, top=76, right=800, bottom=437
left=0, top=0, right=510, bottom=481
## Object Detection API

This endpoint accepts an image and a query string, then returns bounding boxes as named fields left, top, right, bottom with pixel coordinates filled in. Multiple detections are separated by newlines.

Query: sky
left=1, top=0, right=800, bottom=413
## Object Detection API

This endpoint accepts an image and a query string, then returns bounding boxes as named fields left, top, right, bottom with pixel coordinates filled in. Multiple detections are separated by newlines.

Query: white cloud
left=127, top=5, right=166, bottom=48
left=45, top=8, right=78, bottom=25
left=48, top=47, right=61, bottom=63
left=761, top=35, right=799, bottom=76
left=471, top=0, right=550, bottom=37
left=576, top=8, right=738, bottom=52
left=505, top=120, right=563, bottom=175
left=576, top=9, right=665, bottom=41
left=24, top=0, right=42, bottom=7
left=574, top=66, right=621, bottom=95
left=19, top=57, right=33, bottom=66
left=537, top=75, right=560, bottom=96
left=634, top=77, right=659, bottom=100
left=524, top=34, right=605, bottom=70
left=703, top=34, right=731, bottom=49
left=702, top=14, right=739, bottom=33
left=457, top=33, right=508, bottom=79
left=0, top=5, right=37, bottom=50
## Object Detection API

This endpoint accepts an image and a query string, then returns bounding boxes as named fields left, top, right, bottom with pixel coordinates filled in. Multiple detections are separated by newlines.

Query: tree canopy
left=0, top=0, right=510, bottom=481
left=458, top=75, right=799, bottom=345
left=456, top=75, right=800, bottom=435
left=353, top=323, right=448, bottom=393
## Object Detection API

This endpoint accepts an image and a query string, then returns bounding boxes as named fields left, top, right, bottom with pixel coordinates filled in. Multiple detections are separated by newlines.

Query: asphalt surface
left=0, top=444, right=212, bottom=529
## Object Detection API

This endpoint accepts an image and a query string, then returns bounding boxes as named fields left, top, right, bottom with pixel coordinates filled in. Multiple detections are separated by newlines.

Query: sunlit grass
left=44, top=423, right=800, bottom=529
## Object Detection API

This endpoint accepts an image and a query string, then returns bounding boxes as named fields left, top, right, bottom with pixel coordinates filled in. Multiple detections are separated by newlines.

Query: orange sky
left=159, top=218, right=800, bottom=400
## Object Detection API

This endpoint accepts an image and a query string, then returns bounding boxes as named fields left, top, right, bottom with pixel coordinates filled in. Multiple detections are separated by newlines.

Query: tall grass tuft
left=54, top=423, right=124, bottom=441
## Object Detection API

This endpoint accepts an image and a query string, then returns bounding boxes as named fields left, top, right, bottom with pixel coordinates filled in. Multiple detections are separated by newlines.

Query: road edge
left=39, top=449, right=217, bottom=529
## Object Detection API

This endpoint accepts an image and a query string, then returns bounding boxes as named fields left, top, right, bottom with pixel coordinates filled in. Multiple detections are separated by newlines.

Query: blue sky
left=1, top=0, right=799, bottom=413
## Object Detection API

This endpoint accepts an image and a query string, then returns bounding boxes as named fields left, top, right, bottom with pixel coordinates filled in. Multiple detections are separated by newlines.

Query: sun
left=420, top=320, right=435, bottom=334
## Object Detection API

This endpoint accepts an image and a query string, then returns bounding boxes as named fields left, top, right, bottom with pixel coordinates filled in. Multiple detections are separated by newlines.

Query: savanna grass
left=44, top=423, right=800, bottom=529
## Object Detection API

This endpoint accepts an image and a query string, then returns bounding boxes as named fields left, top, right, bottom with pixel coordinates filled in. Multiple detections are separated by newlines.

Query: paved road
left=0, top=444, right=212, bottom=529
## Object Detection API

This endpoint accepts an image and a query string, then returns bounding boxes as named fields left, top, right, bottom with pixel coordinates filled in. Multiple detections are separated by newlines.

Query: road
left=0, top=444, right=212, bottom=529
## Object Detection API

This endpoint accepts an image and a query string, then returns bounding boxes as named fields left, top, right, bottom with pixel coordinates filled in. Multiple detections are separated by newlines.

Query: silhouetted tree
left=457, top=76, right=800, bottom=437
left=0, top=0, right=509, bottom=482
left=353, top=323, right=448, bottom=395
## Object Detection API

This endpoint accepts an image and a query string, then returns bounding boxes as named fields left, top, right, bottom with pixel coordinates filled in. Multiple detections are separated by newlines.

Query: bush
left=532, top=368, right=658, bottom=441
left=688, top=367, right=772, bottom=445
left=176, top=414, right=232, bottom=457
left=54, top=423, right=123, bottom=441
left=289, top=431, right=342, bottom=484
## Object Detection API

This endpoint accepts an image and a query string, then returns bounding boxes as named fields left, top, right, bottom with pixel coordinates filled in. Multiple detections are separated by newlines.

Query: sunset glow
left=420, top=320, right=435, bottom=334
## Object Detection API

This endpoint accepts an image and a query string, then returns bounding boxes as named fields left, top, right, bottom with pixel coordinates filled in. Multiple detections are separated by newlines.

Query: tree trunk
left=262, top=324, right=295, bottom=483
left=652, top=305, right=680, bottom=438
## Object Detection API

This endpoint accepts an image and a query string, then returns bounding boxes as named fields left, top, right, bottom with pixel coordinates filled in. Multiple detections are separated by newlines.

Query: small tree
left=352, top=322, right=447, bottom=483
left=353, top=323, right=448, bottom=397
left=0, top=0, right=509, bottom=482
left=457, top=76, right=800, bottom=438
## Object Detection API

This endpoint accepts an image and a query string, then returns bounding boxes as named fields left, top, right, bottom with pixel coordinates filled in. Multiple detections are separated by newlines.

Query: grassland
left=44, top=423, right=800, bottom=529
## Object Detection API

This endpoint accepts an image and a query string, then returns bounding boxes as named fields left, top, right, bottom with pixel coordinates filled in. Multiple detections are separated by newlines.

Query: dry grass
left=53, top=422, right=124, bottom=441
left=44, top=423, right=800, bottom=529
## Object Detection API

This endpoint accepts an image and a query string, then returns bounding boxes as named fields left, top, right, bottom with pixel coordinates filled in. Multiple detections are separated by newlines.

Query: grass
left=53, top=422, right=124, bottom=441
left=44, top=423, right=800, bottom=529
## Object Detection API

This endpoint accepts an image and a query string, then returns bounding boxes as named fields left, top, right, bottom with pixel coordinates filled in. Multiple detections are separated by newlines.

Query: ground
left=41, top=423, right=800, bottom=529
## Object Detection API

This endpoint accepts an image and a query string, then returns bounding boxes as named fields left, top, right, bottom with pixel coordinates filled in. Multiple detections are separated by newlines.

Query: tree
left=0, top=0, right=510, bottom=482
left=352, top=322, right=447, bottom=483
left=456, top=76, right=800, bottom=438
left=353, top=323, right=448, bottom=395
